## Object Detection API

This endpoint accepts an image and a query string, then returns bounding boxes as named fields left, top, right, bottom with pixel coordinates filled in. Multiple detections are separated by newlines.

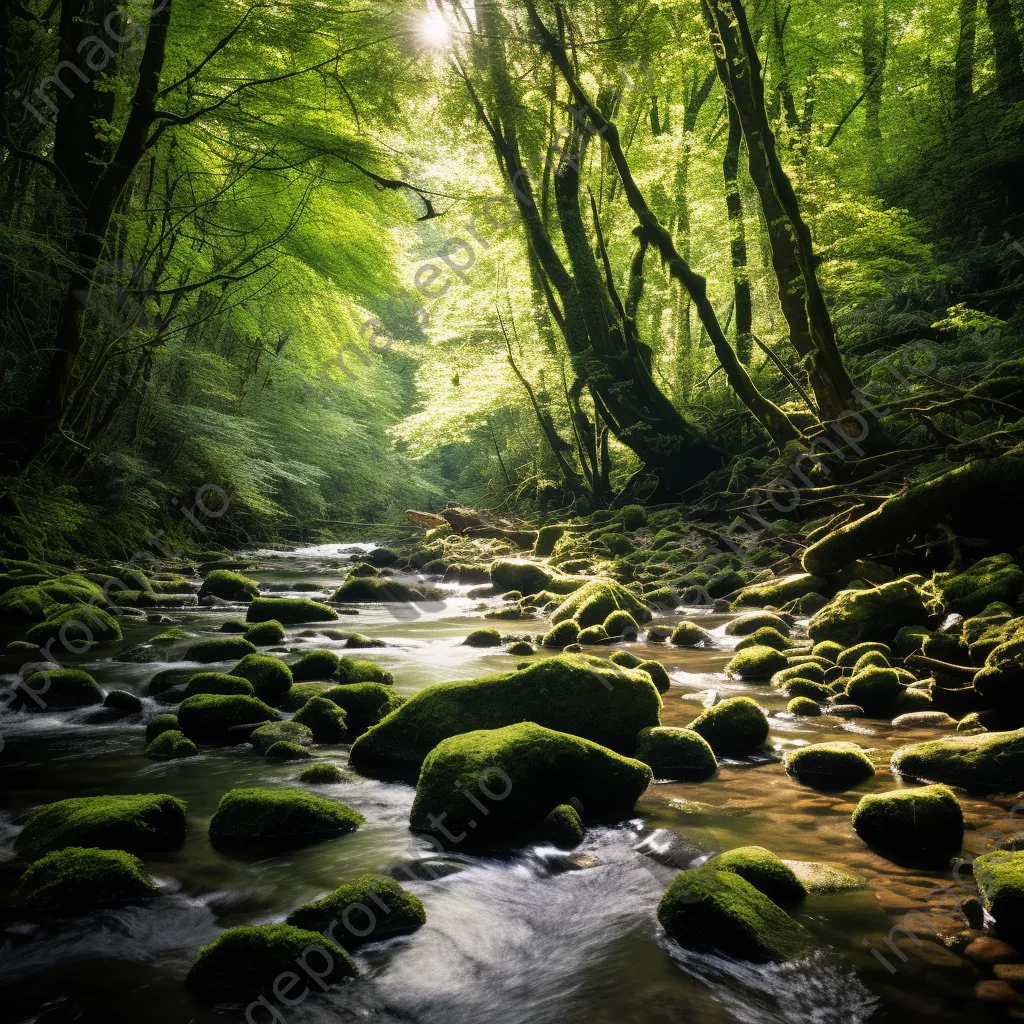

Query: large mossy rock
left=733, top=574, right=827, bottom=609
left=184, top=636, right=256, bottom=664
left=490, top=559, right=552, bottom=594
left=19, top=669, right=102, bottom=711
left=187, top=924, right=356, bottom=996
left=852, top=784, right=964, bottom=854
left=891, top=728, right=1024, bottom=790
left=294, top=696, right=349, bottom=742
left=975, top=850, right=1024, bottom=946
left=349, top=655, right=662, bottom=777
left=208, top=787, right=364, bottom=850
left=657, top=868, right=813, bottom=963
left=726, top=644, right=788, bottom=680
left=243, top=619, right=286, bottom=646
left=231, top=653, right=293, bottom=705
left=24, top=602, right=123, bottom=646
left=705, top=846, right=806, bottom=906
left=784, top=742, right=875, bottom=788
left=934, top=554, right=1024, bottom=617
left=974, top=638, right=1024, bottom=705
left=321, top=683, right=402, bottom=736
left=725, top=612, right=790, bottom=637
left=635, top=727, right=717, bottom=780
left=246, top=597, right=337, bottom=624
left=183, top=672, right=254, bottom=698
left=15, top=793, right=187, bottom=860
left=331, top=578, right=431, bottom=602
left=843, top=666, right=906, bottom=717
left=335, top=656, right=393, bottom=685
left=409, top=723, right=651, bottom=842
left=687, top=696, right=768, bottom=756
left=550, top=579, right=650, bottom=628
left=291, top=649, right=341, bottom=680
left=15, top=846, right=159, bottom=914
left=197, top=569, right=259, bottom=603
left=286, top=874, right=426, bottom=946
left=808, top=577, right=928, bottom=646
left=177, top=693, right=279, bottom=744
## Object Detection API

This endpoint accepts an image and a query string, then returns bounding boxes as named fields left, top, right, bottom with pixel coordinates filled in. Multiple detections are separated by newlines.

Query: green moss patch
left=725, top=612, right=790, bottom=637
left=852, top=784, right=963, bottom=855
left=145, top=729, right=199, bottom=761
left=299, top=762, right=344, bottom=784
left=490, top=559, right=552, bottom=594
left=843, top=666, right=906, bottom=718
left=321, top=683, right=402, bottom=736
left=293, top=696, right=349, bottom=742
left=246, top=597, right=337, bottom=624
left=249, top=720, right=315, bottom=754
left=669, top=621, right=714, bottom=647
left=727, top=644, right=788, bottom=680
left=891, top=728, right=1024, bottom=790
left=20, top=669, right=102, bottom=711
left=198, top=570, right=259, bottom=603
left=177, top=693, right=279, bottom=744
left=687, top=697, right=768, bottom=756
left=733, top=574, right=826, bottom=609
left=808, top=578, right=927, bottom=647
left=331, top=578, right=430, bottom=602
left=183, top=672, right=254, bottom=698
left=635, top=726, right=717, bottom=780
left=292, top=649, right=341, bottom=680
left=145, top=713, right=179, bottom=742
left=784, top=742, right=875, bottom=788
left=542, top=620, right=580, bottom=649
left=543, top=803, right=584, bottom=847
left=706, top=846, right=806, bottom=906
left=934, top=554, right=1024, bottom=617
left=231, top=653, right=293, bottom=705
left=464, top=628, right=503, bottom=648
left=184, top=637, right=256, bottom=664
left=551, top=579, right=650, bottom=628
left=15, top=847, right=159, bottom=914
left=243, top=619, right=286, bottom=646
left=975, top=850, right=1024, bottom=946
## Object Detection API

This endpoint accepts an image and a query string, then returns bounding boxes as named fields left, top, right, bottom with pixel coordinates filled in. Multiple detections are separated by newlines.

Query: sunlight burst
left=419, top=10, right=452, bottom=49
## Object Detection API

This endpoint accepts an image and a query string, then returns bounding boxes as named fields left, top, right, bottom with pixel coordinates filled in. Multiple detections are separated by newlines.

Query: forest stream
left=0, top=543, right=1015, bottom=1024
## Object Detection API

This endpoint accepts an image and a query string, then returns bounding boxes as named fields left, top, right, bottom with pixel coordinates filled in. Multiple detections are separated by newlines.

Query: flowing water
left=0, top=543, right=1017, bottom=1023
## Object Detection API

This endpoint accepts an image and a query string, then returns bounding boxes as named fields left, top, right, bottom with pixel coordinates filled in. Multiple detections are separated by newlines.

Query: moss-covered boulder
left=350, top=655, right=662, bottom=777
left=733, top=574, right=827, bottom=609
left=727, top=645, right=788, bottom=680
left=231, top=653, right=293, bottom=705
left=771, top=663, right=825, bottom=687
left=335, top=656, right=393, bottom=685
left=705, top=846, right=806, bottom=906
left=198, top=570, right=259, bottom=603
left=844, top=666, right=906, bottom=718
left=669, top=621, right=715, bottom=647
left=145, top=729, right=199, bottom=761
left=836, top=641, right=891, bottom=667
left=786, top=680, right=833, bottom=702
left=636, top=660, right=670, bottom=694
left=299, top=761, right=344, bottom=784
left=935, top=554, right=1024, bottom=617
left=266, top=740, right=313, bottom=761
left=657, top=868, right=813, bottom=962
left=507, top=640, right=534, bottom=655
left=463, top=628, right=503, bottom=648
left=783, top=742, right=875, bottom=787
left=409, top=723, right=651, bottom=842
left=575, top=624, right=608, bottom=644
left=534, top=526, right=565, bottom=557
left=604, top=610, right=639, bottom=638
left=24, top=603, right=123, bottom=646
left=187, top=923, right=356, bottom=996
left=687, top=697, right=768, bottom=756
left=183, top=672, right=254, bottom=698
left=610, top=650, right=642, bottom=669
left=543, top=803, right=584, bottom=847
left=635, top=727, right=717, bottom=780
left=286, top=873, right=426, bottom=946
left=280, top=681, right=333, bottom=710
left=490, top=559, right=552, bottom=595
left=292, top=649, right=341, bottom=681
left=15, top=847, right=160, bottom=914
left=974, top=638, right=1024, bottom=705
left=735, top=626, right=790, bottom=652
left=808, top=578, right=928, bottom=647
left=812, top=640, right=843, bottom=663
left=542, top=620, right=580, bottom=649
left=16, top=793, right=187, bottom=860
left=551, top=579, right=650, bottom=628
left=293, top=695, right=349, bottom=743
left=321, top=683, right=402, bottom=736
left=891, top=727, right=1024, bottom=789
left=249, top=720, right=315, bottom=754
left=243, top=619, right=286, bottom=646
left=246, top=597, right=337, bottom=624
left=331, top=577, right=432, bottom=603
left=852, top=784, right=964, bottom=854
left=974, top=851, right=1024, bottom=946
left=787, top=696, right=821, bottom=716
left=184, top=636, right=256, bottom=664
left=208, top=787, right=364, bottom=850
left=145, top=713, right=179, bottom=742
left=20, top=669, right=102, bottom=711
left=725, top=612, right=790, bottom=637
left=177, top=693, right=279, bottom=744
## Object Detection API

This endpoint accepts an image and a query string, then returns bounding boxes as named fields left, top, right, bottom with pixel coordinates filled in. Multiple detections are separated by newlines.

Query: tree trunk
left=861, top=0, right=886, bottom=145
left=985, top=0, right=1024, bottom=101
left=723, top=99, right=753, bottom=364
left=953, top=0, right=979, bottom=114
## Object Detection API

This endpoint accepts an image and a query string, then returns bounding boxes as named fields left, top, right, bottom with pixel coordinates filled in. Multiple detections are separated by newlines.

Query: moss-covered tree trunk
left=723, top=99, right=753, bottom=365
left=953, top=0, right=980, bottom=114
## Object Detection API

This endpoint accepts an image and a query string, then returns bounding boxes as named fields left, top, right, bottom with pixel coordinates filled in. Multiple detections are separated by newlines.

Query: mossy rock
left=507, top=640, right=534, bottom=656
left=577, top=624, right=609, bottom=644
left=893, top=687, right=934, bottom=714
left=975, top=850, right=1024, bottom=946
left=853, top=650, right=891, bottom=671
left=543, top=803, right=584, bottom=847
left=335, top=656, right=394, bottom=686
left=603, top=610, right=639, bottom=638
left=198, top=570, right=259, bottom=603
left=231, top=653, right=293, bottom=705
left=735, top=627, right=790, bottom=652
left=348, top=561, right=381, bottom=577
left=321, top=683, right=402, bottom=736
left=657, top=868, right=813, bottom=963
left=292, top=649, right=341, bottom=681
left=464, top=628, right=503, bottom=648
left=249, top=720, right=315, bottom=754
left=787, top=696, right=821, bottom=716
left=350, top=655, right=662, bottom=777
left=541, top=620, right=582, bottom=650
left=956, top=712, right=987, bottom=735
left=183, top=672, right=254, bottom=698
left=837, top=642, right=891, bottom=667
left=771, top=663, right=825, bottom=687
left=786, top=679, right=833, bottom=702
left=299, top=762, right=344, bottom=784
left=809, top=578, right=927, bottom=647
left=852, top=784, right=963, bottom=855
left=184, top=636, right=256, bottom=664
left=534, top=526, right=565, bottom=558
left=784, top=741, right=875, bottom=787
left=635, top=660, right=670, bottom=694
left=935, top=554, right=1024, bottom=617
left=241, top=619, right=286, bottom=646
left=103, top=688, right=141, bottom=713
left=705, top=846, right=806, bottom=906
left=706, top=569, right=745, bottom=598
left=293, top=696, right=349, bottom=743
left=551, top=579, right=650, bottom=628
left=19, top=669, right=102, bottom=711
left=208, top=787, right=364, bottom=850
left=725, top=612, right=790, bottom=637
left=266, top=740, right=313, bottom=761
left=844, top=666, right=906, bottom=718
left=15, top=847, right=160, bottom=914
left=279, top=681, right=334, bottom=711
left=733, top=573, right=826, bottom=609
left=145, top=729, right=199, bottom=761
left=610, top=650, right=642, bottom=669
left=727, top=645, right=789, bottom=680
left=286, top=873, right=426, bottom=946
left=975, top=638, right=1024, bottom=704
left=24, top=603, right=123, bottom=646
left=635, top=726, right=716, bottom=780
left=246, top=597, right=337, bottom=624
left=187, top=923, right=356, bottom=996
left=891, top=728, right=1024, bottom=789
left=145, top=713, right=179, bottom=742
left=177, top=693, right=279, bottom=744
left=687, top=697, right=768, bottom=756
left=617, top=504, right=648, bottom=530
left=0, top=575, right=104, bottom=623
left=16, top=793, right=187, bottom=860
left=811, top=640, right=843, bottom=663
left=409, top=722, right=651, bottom=842
left=669, top=621, right=714, bottom=647
left=331, top=577, right=430, bottom=603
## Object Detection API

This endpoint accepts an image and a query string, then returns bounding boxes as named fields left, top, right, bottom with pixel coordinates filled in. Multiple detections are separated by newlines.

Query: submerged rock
left=635, top=727, right=717, bottom=781
left=852, top=784, right=964, bottom=855
left=891, top=728, right=1024, bottom=789
left=686, top=696, right=768, bottom=756
left=409, top=723, right=651, bottom=842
